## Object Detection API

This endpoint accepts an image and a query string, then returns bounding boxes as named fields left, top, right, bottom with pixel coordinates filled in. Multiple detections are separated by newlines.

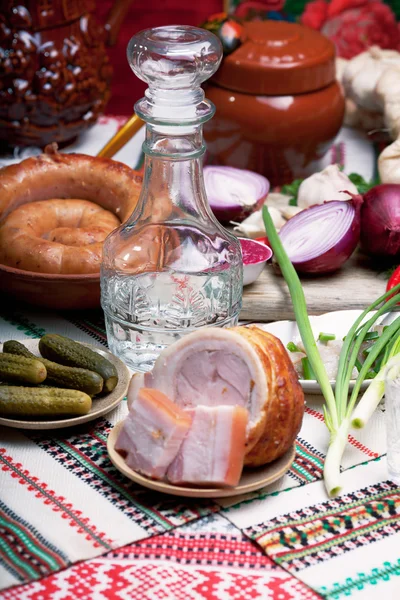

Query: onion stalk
left=263, top=205, right=400, bottom=497
left=351, top=334, right=400, bottom=429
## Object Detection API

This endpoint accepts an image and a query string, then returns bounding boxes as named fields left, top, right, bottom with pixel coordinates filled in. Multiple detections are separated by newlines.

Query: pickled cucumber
left=0, top=386, right=92, bottom=418
left=3, top=340, right=103, bottom=396
left=0, top=354, right=47, bottom=385
left=39, top=334, right=118, bottom=392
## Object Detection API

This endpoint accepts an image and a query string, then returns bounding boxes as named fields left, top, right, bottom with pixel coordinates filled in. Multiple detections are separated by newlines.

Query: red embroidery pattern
left=1, top=530, right=320, bottom=600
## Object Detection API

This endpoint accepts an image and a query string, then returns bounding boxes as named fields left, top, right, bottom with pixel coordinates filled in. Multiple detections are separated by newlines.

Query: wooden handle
left=97, top=114, right=144, bottom=159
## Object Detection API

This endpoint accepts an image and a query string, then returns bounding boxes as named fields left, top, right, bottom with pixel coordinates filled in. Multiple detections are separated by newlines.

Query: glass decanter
left=101, top=25, right=243, bottom=372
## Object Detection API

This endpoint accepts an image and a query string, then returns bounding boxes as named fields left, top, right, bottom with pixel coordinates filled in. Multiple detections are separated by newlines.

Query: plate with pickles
left=0, top=334, right=130, bottom=430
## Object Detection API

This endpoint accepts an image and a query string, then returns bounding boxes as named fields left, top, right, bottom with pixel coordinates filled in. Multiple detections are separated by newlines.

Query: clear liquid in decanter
left=100, top=25, right=243, bottom=372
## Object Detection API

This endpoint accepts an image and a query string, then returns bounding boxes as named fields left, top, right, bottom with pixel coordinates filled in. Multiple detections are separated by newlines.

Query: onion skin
left=279, top=198, right=362, bottom=275
left=211, top=196, right=265, bottom=224
left=360, top=185, right=400, bottom=258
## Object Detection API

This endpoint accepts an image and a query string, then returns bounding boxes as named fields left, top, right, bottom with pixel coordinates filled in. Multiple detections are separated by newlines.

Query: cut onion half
left=278, top=200, right=361, bottom=274
left=204, top=165, right=270, bottom=224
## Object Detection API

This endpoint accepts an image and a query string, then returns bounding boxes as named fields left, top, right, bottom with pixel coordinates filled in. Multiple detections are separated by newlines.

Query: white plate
left=256, top=310, right=397, bottom=395
left=107, top=420, right=295, bottom=499
left=0, top=340, right=130, bottom=429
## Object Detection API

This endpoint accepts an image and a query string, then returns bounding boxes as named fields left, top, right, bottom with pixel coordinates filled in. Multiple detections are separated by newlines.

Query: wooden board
left=241, top=252, right=388, bottom=322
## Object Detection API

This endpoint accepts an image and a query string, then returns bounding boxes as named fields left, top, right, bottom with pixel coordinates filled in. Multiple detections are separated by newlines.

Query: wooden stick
left=97, top=114, right=144, bottom=159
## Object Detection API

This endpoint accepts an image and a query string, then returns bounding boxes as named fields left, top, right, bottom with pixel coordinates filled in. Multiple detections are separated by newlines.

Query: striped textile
left=223, top=458, right=400, bottom=599
left=0, top=302, right=393, bottom=598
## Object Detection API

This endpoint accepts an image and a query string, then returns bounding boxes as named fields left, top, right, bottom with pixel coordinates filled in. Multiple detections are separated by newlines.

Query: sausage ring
left=0, top=199, right=120, bottom=274
left=0, top=144, right=142, bottom=223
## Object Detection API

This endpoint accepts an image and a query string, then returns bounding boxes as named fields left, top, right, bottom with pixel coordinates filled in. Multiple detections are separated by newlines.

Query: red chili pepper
left=386, top=265, right=400, bottom=303
left=255, top=236, right=271, bottom=247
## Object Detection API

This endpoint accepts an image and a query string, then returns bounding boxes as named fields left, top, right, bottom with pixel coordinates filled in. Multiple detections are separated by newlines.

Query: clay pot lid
left=212, top=21, right=336, bottom=95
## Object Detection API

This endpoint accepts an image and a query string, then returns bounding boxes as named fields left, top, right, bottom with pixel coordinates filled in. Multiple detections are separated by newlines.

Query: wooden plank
left=240, top=252, right=388, bottom=322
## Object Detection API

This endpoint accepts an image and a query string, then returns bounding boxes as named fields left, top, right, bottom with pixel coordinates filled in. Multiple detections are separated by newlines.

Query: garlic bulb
left=343, top=98, right=360, bottom=128
left=343, top=47, right=400, bottom=112
left=378, top=137, right=400, bottom=184
left=376, top=67, right=400, bottom=140
left=383, top=103, right=400, bottom=141
left=297, top=165, right=358, bottom=209
left=376, top=66, right=400, bottom=106
left=343, top=98, right=384, bottom=131
left=336, top=57, right=348, bottom=88
left=233, top=206, right=285, bottom=238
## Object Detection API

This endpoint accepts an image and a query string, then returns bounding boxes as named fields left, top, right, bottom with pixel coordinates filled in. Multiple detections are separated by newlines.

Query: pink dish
left=239, top=238, right=272, bottom=286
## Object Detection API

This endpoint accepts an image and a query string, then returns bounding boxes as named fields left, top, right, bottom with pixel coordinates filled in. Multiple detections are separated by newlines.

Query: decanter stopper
left=127, top=26, right=223, bottom=123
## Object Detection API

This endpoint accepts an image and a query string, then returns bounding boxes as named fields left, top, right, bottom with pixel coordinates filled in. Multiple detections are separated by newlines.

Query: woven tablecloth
left=1, top=119, right=398, bottom=599
left=0, top=304, right=399, bottom=599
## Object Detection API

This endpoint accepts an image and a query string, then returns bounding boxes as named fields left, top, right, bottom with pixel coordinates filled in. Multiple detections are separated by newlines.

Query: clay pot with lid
left=204, top=21, right=345, bottom=186
left=0, top=0, right=132, bottom=149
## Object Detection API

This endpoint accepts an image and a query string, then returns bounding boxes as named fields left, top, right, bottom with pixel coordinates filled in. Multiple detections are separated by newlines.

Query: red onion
left=360, top=185, right=400, bottom=258
left=204, top=166, right=269, bottom=224
left=278, top=199, right=361, bottom=274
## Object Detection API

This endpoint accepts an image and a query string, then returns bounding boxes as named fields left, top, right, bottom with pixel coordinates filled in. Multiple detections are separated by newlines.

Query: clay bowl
left=0, top=264, right=100, bottom=310
left=0, top=150, right=143, bottom=310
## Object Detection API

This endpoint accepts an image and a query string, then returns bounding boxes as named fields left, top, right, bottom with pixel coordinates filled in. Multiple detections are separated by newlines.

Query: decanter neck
left=143, top=123, right=205, bottom=160
left=135, top=89, right=216, bottom=138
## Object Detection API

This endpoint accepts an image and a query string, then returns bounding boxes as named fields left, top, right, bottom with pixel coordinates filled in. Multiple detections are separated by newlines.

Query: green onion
left=318, top=332, right=336, bottom=342
left=351, top=332, right=400, bottom=428
left=355, top=358, right=363, bottom=373
left=362, top=346, right=374, bottom=357
left=364, top=331, right=379, bottom=341
left=287, top=341, right=301, bottom=353
left=263, top=205, right=400, bottom=497
left=301, top=357, right=316, bottom=380
left=262, top=206, right=338, bottom=432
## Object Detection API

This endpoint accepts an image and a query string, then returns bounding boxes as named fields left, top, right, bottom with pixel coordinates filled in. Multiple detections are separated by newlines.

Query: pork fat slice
left=127, top=328, right=268, bottom=452
left=167, top=405, right=248, bottom=487
left=115, top=388, right=192, bottom=480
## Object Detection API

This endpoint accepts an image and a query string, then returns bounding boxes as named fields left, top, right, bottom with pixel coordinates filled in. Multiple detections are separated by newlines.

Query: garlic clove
left=264, top=192, right=292, bottom=210
left=281, top=205, right=303, bottom=220
left=232, top=206, right=285, bottom=238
